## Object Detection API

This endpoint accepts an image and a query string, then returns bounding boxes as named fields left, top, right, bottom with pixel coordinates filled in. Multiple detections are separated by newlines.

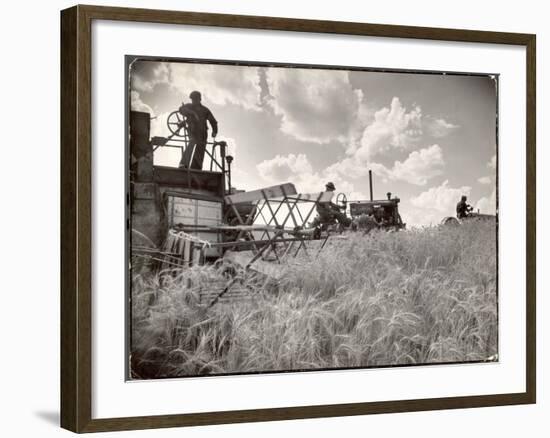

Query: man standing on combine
left=178, top=91, right=218, bottom=170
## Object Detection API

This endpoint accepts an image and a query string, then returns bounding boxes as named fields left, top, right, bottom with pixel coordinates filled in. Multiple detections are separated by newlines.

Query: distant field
left=130, top=219, right=498, bottom=379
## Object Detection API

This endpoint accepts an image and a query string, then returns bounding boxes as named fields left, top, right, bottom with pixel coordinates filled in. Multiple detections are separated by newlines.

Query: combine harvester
left=129, top=109, right=406, bottom=305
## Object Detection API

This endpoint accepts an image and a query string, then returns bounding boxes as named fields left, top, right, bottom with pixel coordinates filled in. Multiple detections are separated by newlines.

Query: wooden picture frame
left=60, top=4, right=536, bottom=433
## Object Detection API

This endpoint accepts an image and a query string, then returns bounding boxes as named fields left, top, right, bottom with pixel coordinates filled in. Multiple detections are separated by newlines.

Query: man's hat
left=189, top=90, right=202, bottom=100
left=325, top=182, right=336, bottom=191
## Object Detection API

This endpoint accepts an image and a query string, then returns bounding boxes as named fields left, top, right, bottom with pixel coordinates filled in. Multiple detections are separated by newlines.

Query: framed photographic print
left=60, top=4, right=536, bottom=433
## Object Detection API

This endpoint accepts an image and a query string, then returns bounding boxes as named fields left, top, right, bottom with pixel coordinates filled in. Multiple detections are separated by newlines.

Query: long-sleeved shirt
left=179, top=103, right=218, bottom=142
left=456, top=200, right=471, bottom=218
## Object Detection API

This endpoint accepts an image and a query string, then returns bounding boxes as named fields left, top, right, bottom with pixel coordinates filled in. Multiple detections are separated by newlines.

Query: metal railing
left=151, top=135, right=231, bottom=194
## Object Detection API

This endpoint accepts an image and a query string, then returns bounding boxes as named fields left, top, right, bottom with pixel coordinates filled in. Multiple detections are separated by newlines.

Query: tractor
left=306, top=171, right=405, bottom=238
left=441, top=211, right=496, bottom=226
left=347, top=170, right=406, bottom=233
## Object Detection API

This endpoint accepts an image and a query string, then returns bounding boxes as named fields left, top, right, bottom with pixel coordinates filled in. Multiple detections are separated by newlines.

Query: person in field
left=178, top=91, right=218, bottom=169
left=456, top=195, right=473, bottom=219
left=310, top=182, right=352, bottom=229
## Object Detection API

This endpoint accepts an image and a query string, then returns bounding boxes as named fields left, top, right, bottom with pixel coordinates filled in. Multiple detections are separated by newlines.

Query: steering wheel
left=336, top=192, right=348, bottom=210
left=166, top=110, right=189, bottom=138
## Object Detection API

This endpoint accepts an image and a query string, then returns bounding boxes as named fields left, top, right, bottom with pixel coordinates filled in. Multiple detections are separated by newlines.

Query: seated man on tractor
left=456, top=195, right=473, bottom=219
left=310, top=182, right=352, bottom=232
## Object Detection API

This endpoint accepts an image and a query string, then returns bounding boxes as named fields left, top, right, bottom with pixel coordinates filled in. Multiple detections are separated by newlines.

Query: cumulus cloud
left=324, top=157, right=369, bottom=180
left=354, top=97, right=423, bottom=161
left=487, top=154, right=497, bottom=170
left=370, top=144, right=444, bottom=186
left=322, top=98, right=434, bottom=186
left=408, top=180, right=472, bottom=226
left=132, top=61, right=262, bottom=110
left=131, top=62, right=171, bottom=93
left=326, top=143, right=444, bottom=188
left=265, top=68, right=369, bottom=144
left=230, top=167, right=255, bottom=192
left=130, top=90, right=154, bottom=114
left=257, top=154, right=313, bottom=183
left=427, top=117, right=459, bottom=138
left=169, top=63, right=261, bottom=110
left=256, top=153, right=364, bottom=199
left=411, top=180, right=471, bottom=212
left=478, top=176, right=492, bottom=185
left=320, top=98, right=451, bottom=189
left=475, top=188, right=497, bottom=214
left=264, top=82, right=456, bottom=156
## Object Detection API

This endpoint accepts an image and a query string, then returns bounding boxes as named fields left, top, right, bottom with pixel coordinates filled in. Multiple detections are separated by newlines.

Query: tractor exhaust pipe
left=369, top=169, right=373, bottom=201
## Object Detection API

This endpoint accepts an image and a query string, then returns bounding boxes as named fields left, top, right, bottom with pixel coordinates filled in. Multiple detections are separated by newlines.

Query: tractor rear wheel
left=441, top=216, right=460, bottom=226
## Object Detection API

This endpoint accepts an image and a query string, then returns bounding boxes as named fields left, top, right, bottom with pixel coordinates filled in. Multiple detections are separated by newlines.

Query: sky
left=130, top=59, right=497, bottom=227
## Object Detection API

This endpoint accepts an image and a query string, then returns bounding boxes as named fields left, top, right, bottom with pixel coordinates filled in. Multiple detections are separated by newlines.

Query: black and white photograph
left=128, top=58, right=498, bottom=379
left=1, top=0, right=543, bottom=435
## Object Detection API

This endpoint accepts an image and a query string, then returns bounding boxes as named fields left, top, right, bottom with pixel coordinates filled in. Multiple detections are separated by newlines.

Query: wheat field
left=130, top=219, right=498, bottom=379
